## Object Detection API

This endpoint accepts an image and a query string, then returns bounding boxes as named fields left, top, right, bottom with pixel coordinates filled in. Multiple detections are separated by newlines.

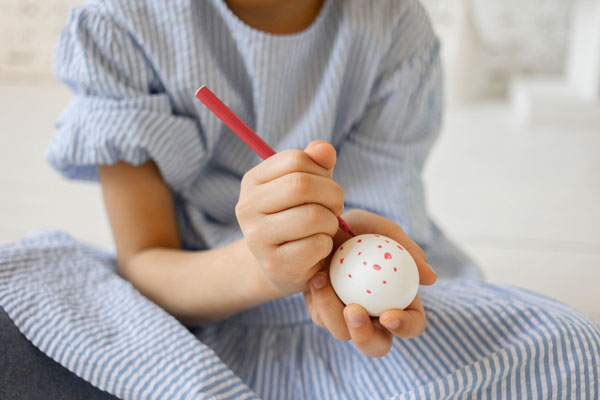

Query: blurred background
left=0, top=0, right=598, bottom=321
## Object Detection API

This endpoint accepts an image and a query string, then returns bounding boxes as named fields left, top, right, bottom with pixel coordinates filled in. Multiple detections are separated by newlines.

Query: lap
left=2, top=231, right=598, bottom=399
left=197, top=280, right=600, bottom=399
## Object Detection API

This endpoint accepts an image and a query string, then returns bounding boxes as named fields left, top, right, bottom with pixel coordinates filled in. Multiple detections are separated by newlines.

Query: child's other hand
left=236, top=140, right=344, bottom=296
left=303, top=209, right=437, bottom=358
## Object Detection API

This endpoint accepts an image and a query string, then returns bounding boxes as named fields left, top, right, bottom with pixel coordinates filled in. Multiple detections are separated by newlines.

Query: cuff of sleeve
left=46, top=94, right=207, bottom=193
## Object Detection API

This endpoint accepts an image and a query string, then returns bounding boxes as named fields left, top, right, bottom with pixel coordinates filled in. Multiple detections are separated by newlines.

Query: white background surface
left=1, top=83, right=599, bottom=322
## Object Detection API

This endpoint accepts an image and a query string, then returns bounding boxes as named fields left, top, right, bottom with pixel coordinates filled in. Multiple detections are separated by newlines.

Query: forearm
left=120, top=238, right=283, bottom=325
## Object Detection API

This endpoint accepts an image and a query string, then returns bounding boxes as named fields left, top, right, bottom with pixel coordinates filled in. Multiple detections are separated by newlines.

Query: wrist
left=232, top=238, right=289, bottom=302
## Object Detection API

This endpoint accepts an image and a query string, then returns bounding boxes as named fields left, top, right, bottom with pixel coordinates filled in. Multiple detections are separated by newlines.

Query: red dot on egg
left=363, top=261, right=367, bottom=265
left=385, top=240, right=389, bottom=243
left=373, top=264, right=381, bottom=271
left=340, top=246, right=344, bottom=251
left=357, top=239, right=362, bottom=243
left=366, top=289, right=372, bottom=294
left=348, top=274, right=352, bottom=278
left=393, top=267, right=397, bottom=272
left=358, top=251, right=362, bottom=255
left=397, top=245, right=403, bottom=250
left=378, top=245, right=382, bottom=248
left=383, top=280, right=387, bottom=284
left=384, top=252, right=392, bottom=260
left=340, top=258, right=344, bottom=264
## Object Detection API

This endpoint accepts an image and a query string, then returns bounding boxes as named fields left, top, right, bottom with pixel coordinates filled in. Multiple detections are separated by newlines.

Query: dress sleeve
left=46, top=7, right=207, bottom=193
left=333, top=1, right=442, bottom=247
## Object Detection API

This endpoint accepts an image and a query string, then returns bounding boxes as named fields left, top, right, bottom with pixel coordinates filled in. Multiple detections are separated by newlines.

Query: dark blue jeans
left=0, top=306, right=117, bottom=399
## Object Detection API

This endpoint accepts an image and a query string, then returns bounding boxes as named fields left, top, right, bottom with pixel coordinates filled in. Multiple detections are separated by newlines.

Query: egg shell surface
left=329, top=234, right=419, bottom=316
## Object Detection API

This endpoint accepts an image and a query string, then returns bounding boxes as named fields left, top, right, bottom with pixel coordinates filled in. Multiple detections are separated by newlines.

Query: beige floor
left=1, top=83, right=599, bottom=323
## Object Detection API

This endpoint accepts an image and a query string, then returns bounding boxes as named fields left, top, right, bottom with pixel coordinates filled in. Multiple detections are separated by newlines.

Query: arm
left=52, top=9, right=281, bottom=324
left=99, top=140, right=344, bottom=326
left=98, top=160, right=279, bottom=325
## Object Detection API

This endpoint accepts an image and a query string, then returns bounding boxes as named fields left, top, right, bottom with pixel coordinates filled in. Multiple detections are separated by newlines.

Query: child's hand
left=236, top=140, right=344, bottom=297
left=303, top=209, right=437, bottom=358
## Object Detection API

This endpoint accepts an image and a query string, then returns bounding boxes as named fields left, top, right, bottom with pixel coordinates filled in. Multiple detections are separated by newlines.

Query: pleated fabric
left=2, top=0, right=598, bottom=398
left=1, top=230, right=598, bottom=399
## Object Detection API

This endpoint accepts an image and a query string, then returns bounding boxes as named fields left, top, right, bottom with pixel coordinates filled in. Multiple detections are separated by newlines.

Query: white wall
left=0, top=0, right=573, bottom=98
left=0, top=0, right=81, bottom=83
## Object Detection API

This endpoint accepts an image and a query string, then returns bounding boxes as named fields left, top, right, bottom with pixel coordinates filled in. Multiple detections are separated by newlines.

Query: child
left=0, top=0, right=598, bottom=398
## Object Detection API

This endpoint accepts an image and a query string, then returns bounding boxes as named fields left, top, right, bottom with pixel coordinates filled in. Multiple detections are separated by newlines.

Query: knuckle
left=305, top=204, right=327, bottom=226
left=286, top=172, right=312, bottom=195
left=327, top=213, right=340, bottom=236
left=234, top=199, right=248, bottom=219
left=234, top=201, right=242, bottom=219
left=269, top=245, right=285, bottom=268
left=332, top=182, right=345, bottom=215
left=240, top=169, right=254, bottom=190
left=284, top=149, right=309, bottom=171
left=304, top=203, right=320, bottom=223
left=314, top=233, right=333, bottom=257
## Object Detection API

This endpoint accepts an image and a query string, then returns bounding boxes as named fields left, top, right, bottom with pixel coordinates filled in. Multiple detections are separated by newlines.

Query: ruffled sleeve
left=333, top=0, right=442, bottom=247
left=46, top=7, right=207, bottom=193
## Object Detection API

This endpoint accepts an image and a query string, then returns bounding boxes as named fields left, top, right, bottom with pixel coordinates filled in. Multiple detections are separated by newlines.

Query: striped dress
left=0, top=0, right=598, bottom=399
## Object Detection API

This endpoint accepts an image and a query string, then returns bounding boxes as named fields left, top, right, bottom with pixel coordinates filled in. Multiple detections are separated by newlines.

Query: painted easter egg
left=329, top=234, right=419, bottom=316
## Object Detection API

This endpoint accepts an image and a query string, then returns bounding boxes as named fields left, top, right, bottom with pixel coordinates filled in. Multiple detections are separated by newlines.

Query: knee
left=539, top=309, right=600, bottom=390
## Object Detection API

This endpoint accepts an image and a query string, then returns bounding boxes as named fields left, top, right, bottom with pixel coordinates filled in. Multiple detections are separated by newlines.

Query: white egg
left=329, top=234, right=419, bottom=317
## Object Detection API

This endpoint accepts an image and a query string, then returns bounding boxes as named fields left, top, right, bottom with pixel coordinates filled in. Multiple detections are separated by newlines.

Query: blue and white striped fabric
left=0, top=0, right=598, bottom=398
left=2, top=230, right=599, bottom=399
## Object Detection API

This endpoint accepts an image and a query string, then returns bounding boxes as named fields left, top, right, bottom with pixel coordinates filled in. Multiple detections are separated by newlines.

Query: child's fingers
left=271, top=234, right=333, bottom=278
left=246, top=148, right=332, bottom=186
left=343, top=304, right=393, bottom=358
left=259, top=204, right=339, bottom=245
left=303, top=140, right=337, bottom=176
left=250, top=172, right=344, bottom=216
left=395, top=236, right=436, bottom=286
left=379, top=295, right=427, bottom=338
left=303, top=289, right=326, bottom=329
left=341, top=210, right=436, bottom=286
left=309, top=272, right=351, bottom=341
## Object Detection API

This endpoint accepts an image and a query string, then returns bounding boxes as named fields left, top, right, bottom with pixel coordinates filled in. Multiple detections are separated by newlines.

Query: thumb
left=304, top=140, right=337, bottom=177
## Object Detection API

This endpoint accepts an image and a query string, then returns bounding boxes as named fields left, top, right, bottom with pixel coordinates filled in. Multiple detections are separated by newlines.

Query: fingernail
left=383, top=318, right=402, bottom=330
left=346, top=308, right=366, bottom=328
left=311, top=273, right=328, bottom=289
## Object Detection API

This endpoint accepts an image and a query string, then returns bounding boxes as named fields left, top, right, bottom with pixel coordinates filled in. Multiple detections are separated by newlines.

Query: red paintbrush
left=195, top=85, right=356, bottom=237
